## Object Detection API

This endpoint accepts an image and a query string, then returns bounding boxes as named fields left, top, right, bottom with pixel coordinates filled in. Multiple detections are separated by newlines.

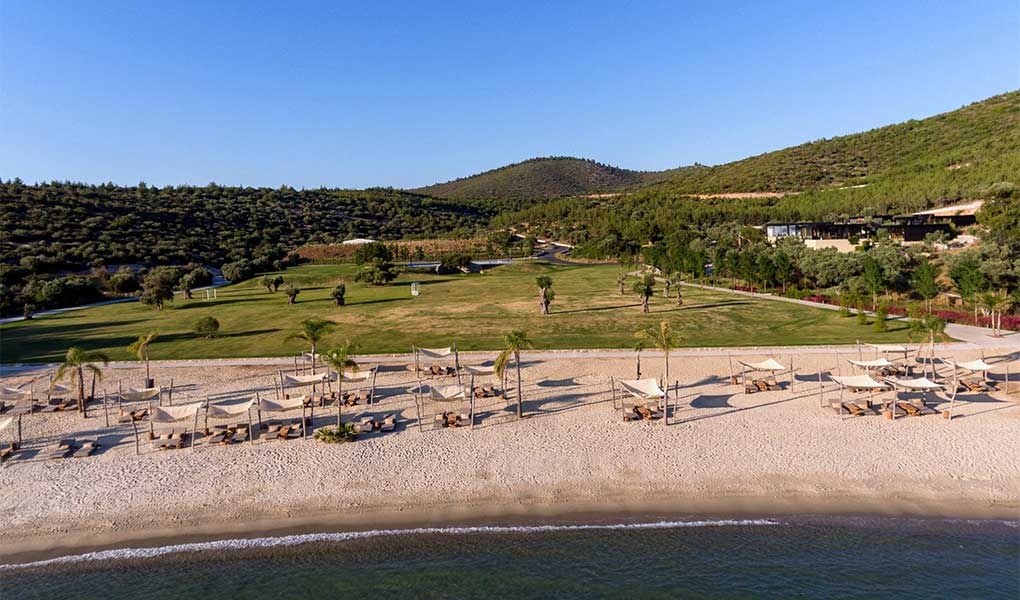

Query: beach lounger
left=380, top=414, right=396, bottom=432
left=960, top=378, right=990, bottom=393
left=354, top=417, right=376, bottom=433
left=840, top=402, right=875, bottom=416
left=434, top=413, right=447, bottom=429
left=47, top=439, right=77, bottom=460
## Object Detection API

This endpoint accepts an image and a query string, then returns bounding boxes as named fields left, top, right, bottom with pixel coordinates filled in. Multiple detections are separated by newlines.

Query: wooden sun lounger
left=841, top=402, right=876, bottom=416
left=152, top=430, right=186, bottom=449
left=354, top=417, right=376, bottom=433
left=380, top=414, right=396, bottom=432
left=119, top=408, right=149, bottom=423
left=960, top=378, right=990, bottom=393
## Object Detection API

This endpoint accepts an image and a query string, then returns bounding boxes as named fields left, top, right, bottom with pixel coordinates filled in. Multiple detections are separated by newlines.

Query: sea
left=1, top=515, right=1017, bottom=599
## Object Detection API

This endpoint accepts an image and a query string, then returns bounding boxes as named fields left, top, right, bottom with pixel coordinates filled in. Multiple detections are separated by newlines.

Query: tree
left=53, top=346, right=109, bottom=416
left=261, top=275, right=275, bottom=292
left=272, top=275, right=285, bottom=292
left=127, top=329, right=158, bottom=383
left=911, top=260, right=941, bottom=313
left=139, top=269, right=176, bottom=310
left=523, top=235, right=537, bottom=256
left=774, top=251, right=795, bottom=293
left=285, top=285, right=300, bottom=304
left=948, top=252, right=987, bottom=320
left=177, top=269, right=208, bottom=300
left=617, top=272, right=627, bottom=295
left=287, top=317, right=336, bottom=373
left=494, top=329, right=533, bottom=419
left=331, top=283, right=346, bottom=306
left=321, top=340, right=358, bottom=427
left=873, top=304, right=888, bottom=332
left=221, top=260, right=254, bottom=282
left=355, top=259, right=398, bottom=285
left=637, top=320, right=681, bottom=425
left=977, top=290, right=1010, bottom=336
left=193, top=316, right=220, bottom=338
left=536, top=275, right=553, bottom=315
left=907, top=306, right=946, bottom=378
left=352, top=242, right=393, bottom=265
left=632, top=273, right=655, bottom=313
left=861, top=256, right=885, bottom=308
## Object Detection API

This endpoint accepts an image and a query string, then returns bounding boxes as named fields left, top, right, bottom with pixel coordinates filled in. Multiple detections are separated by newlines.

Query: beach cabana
left=611, top=378, right=665, bottom=421
left=464, top=364, right=505, bottom=400
left=861, top=342, right=911, bottom=362
left=882, top=377, right=944, bottom=419
left=847, top=357, right=904, bottom=377
left=824, top=374, right=890, bottom=419
left=257, top=395, right=312, bottom=439
left=0, top=386, right=35, bottom=415
left=338, top=367, right=378, bottom=405
left=278, top=371, right=332, bottom=403
left=203, top=398, right=256, bottom=445
left=134, top=402, right=202, bottom=453
left=425, top=384, right=471, bottom=429
left=738, top=358, right=789, bottom=393
left=0, top=415, right=24, bottom=462
left=413, top=345, right=461, bottom=380
left=106, top=385, right=164, bottom=426
left=946, top=359, right=996, bottom=392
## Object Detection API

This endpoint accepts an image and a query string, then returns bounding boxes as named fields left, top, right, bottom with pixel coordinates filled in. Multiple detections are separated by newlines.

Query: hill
left=414, top=157, right=695, bottom=200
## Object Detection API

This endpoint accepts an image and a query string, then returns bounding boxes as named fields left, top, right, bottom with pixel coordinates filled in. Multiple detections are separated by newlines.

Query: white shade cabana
left=0, top=386, right=35, bottom=415
left=946, top=359, right=999, bottom=392
left=824, top=374, right=890, bottom=419
left=883, top=377, right=945, bottom=419
left=278, top=371, right=332, bottom=402
left=203, top=398, right=256, bottom=445
left=105, top=385, right=168, bottom=426
left=464, top=364, right=506, bottom=400
left=338, top=367, right=378, bottom=404
left=420, top=384, right=472, bottom=429
left=134, top=402, right=202, bottom=453
left=413, top=345, right=461, bottom=380
left=738, top=358, right=790, bottom=393
left=257, top=395, right=312, bottom=438
left=610, top=378, right=666, bottom=422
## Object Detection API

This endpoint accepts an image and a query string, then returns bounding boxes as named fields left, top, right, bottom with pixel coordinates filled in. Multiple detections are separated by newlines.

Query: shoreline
left=3, top=490, right=1018, bottom=566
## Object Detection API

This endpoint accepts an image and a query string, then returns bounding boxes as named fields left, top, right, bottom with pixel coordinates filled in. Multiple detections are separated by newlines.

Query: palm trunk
left=145, top=351, right=150, bottom=382
left=515, top=350, right=523, bottom=418
left=77, top=366, right=86, bottom=415
left=311, top=343, right=317, bottom=375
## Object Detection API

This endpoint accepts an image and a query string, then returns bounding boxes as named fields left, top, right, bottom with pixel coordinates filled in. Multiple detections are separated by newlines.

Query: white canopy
left=207, top=399, right=255, bottom=419
left=0, top=387, right=31, bottom=401
left=418, top=347, right=454, bottom=359
left=619, top=378, right=666, bottom=399
left=120, top=387, right=161, bottom=402
left=831, top=375, right=890, bottom=390
left=738, top=358, right=786, bottom=372
left=49, top=383, right=72, bottom=395
left=883, top=377, right=943, bottom=391
left=151, top=403, right=201, bottom=423
left=866, top=344, right=910, bottom=354
left=259, top=396, right=308, bottom=412
left=430, top=385, right=467, bottom=401
left=282, top=373, right=328, bottom=386
left=948, top=359, right=995, bottom=372
left=340, top=369, right=373, bottom=382
left=848, top=358, right=896, bottom=369
left=464, top=364, right=496, bottom=375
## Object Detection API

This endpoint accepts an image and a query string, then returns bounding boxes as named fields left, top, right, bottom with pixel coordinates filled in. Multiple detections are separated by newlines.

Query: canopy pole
left=470, top=374, right=475, bottom=430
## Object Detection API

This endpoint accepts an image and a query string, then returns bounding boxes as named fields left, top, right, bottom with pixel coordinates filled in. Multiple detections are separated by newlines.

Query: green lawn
left=1, top=262, right=916, bottom=363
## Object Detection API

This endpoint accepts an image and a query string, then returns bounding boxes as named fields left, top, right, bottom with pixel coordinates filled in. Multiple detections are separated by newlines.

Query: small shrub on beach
left=314, top=423, right=357, bottom=443
left=193, top=316, right=220, bottom=338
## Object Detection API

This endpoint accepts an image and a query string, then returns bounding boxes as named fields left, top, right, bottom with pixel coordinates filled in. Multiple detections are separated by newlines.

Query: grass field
left=0, top=262, right=916, bottom=363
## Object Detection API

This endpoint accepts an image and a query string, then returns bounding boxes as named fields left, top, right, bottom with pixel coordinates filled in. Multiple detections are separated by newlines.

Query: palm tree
left=53, top=347, right=109, bottom=417
left=287, top=317, right=336, bottom=374
left=633, top=274, right=655, bottom=313
left=127, top=329, right=158, bottom=384
left=637, top=320, right=682, bottom=425
left=495, top=329, right=533, bottom=419
left=908, top=307, right=947, bottom=379
left=321, top=340, right=359, bottom=427
left=977, top=290, right=1010, bottom=336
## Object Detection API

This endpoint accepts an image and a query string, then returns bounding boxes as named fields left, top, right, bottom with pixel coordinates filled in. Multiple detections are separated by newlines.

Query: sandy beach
left=2, top=345, right=1019, bottom=563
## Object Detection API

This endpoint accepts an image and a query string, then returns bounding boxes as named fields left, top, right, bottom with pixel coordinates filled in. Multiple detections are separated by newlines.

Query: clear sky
left=2, top=1, right=1018, bottom=189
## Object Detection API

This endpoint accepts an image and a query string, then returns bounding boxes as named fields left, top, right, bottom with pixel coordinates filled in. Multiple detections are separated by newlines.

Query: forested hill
left=414, top=157, right=695, bottom=200
left=0, top=182, right=503, bottom=273
left=647, top=90, right=1020, bottom=196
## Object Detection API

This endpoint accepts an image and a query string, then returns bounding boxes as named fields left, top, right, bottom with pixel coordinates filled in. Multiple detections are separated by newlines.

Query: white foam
left=1, top=519, right=779, bottom=570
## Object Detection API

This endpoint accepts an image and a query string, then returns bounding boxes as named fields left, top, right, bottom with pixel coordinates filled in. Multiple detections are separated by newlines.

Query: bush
left=855, top=302, right=868, bottom=325
left=108, top=270, right=140, bottom=294
left=314, top=423, right=357, bottom=443
left=874, top=304, right=889, bottom=332
left=193, top=316, right=220, bottom=338
left=221, top=260, right=254, bottom=282
left=331, top=283, right=346, bottom=306
left=285, top=285, right=300, bottom=304
left=139, top=268, right=177, bottom=310
left=354, top=259, right=398, bottom=285
left=352, top=242, right=392, bottom=265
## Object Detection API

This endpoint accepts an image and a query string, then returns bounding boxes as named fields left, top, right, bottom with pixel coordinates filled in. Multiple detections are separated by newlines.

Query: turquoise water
left=2, top=517, right=1017, bottom=599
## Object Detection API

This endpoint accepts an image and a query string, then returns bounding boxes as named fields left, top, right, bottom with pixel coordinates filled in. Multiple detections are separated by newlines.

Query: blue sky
left=2, top=1, right=1017, bottom=189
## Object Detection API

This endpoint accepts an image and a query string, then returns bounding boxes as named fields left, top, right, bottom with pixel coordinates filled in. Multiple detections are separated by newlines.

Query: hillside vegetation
left=414, top=157, right=694, bottom=200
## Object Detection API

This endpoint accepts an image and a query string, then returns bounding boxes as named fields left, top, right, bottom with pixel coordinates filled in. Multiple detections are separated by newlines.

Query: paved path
left=678, top=281, right=1018, bottom=348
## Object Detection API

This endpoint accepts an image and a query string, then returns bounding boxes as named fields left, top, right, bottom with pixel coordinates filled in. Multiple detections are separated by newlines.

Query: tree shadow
left=554, top=304, right=643, bottom=315
left=689, top=393, right=735, bottom=409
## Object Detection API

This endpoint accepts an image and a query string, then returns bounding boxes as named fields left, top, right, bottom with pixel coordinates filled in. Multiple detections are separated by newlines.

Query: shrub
left=286, top=285, right=300, bottom=304
left=314, top=423, right=357, bottom=443
left=193, top=316, right=220, bottom=338
left=354, top=259, right=398, bottom=285
left=352, top=242, right=393, bottom=265
left=108, top=270, right=140, bottom=294
left=221, top=260, right=254, bottom=282
left=874, top=304, right=889, bottom=332
left=855, top=302, right=868, bottom=325
left=331, top=283, right=346, bottom=306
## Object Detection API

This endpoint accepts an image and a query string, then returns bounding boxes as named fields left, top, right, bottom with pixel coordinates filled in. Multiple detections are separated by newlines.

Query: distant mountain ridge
left=413, top=157, right=698, bottom=200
